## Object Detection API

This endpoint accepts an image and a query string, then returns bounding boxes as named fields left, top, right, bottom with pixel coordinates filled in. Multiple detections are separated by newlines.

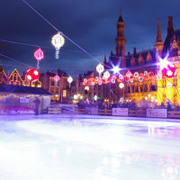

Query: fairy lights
left=96, top=63, right=104, bottom=76
left=82, top=70, right=156, bottom=86
left=51, top=32, right=65, bottom=59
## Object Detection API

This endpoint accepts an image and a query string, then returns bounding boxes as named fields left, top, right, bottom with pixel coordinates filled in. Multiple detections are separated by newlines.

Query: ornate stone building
left=79, top=15, right=180, bottom=107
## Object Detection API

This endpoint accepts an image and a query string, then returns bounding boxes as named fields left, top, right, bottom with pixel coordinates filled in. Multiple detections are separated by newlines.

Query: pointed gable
left=0, top=66, right=7, bottom=84
left=138, top=53, right=144, bottom=64
left=130, top=55, right=136, bottom=66
left=146, top=51, right=152, bottom=62
left=9, top=68, right=23, bottom=86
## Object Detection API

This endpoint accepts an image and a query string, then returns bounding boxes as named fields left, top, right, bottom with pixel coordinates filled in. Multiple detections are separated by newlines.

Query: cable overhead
left=21, top=0, right=110, bottom=68
left=0, top=53, right=32, bottom=68
left=0, top=39, right=52, bottom=49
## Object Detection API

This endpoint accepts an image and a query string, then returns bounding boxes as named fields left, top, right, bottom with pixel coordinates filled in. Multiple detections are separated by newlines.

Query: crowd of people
left=77, top=99, right=179, bottom=110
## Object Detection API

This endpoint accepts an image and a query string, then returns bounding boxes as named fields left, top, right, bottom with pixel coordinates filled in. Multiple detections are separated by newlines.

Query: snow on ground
left=0, top=114, right=180, bottom=180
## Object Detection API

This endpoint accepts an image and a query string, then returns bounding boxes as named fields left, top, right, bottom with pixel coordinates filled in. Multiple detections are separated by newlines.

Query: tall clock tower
left=116, top=15, right=126, bottom=67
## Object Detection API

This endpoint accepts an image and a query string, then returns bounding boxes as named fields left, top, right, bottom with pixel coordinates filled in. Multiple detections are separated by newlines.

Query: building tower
left=116, top=14, right=126, bottom=67
left=163, top=16, right=174, bottom=54
left=154, top=19, right=164, bottom=60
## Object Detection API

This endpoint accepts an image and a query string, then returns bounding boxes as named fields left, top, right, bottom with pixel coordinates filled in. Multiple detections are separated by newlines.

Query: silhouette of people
left=34, top=97, right=40, bottom=115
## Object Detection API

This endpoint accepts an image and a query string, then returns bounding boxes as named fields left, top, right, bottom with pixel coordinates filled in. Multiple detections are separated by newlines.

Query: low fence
left=46, top=106, right=180, bottom=119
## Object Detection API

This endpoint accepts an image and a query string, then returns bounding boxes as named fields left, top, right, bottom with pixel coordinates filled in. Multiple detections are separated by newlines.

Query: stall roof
left=0, top=84, right=52, bottom=95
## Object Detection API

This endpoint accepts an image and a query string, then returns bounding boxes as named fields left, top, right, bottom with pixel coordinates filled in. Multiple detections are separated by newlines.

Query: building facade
left=79, top=15, right=180, bottom=108
left=40, top=71, right=70, bottom=103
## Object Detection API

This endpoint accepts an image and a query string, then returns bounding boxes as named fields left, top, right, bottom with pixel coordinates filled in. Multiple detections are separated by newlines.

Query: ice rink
left=0, top=114, right=180, bottom=180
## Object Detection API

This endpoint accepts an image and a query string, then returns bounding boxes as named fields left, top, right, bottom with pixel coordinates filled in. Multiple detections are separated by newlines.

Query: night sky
left=0, top=0, right=180, bottom=77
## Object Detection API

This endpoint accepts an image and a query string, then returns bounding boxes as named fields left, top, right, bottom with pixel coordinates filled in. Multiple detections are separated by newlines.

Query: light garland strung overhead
left=51, top=32, right=65, bottom=59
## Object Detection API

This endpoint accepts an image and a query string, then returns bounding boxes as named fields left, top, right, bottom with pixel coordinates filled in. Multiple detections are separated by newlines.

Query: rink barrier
left=46, top=106, right=180, bottom=119
left=168, top=111, right=180, bottom=118
left=48, top=107, right=62, bottom=114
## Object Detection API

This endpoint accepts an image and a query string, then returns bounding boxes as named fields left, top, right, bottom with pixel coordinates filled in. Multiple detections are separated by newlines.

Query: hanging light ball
left=119, top=73, right=124, bottom=80
left=138, top=76, right=143, bottom=82
left=96, top=63, right=104, bottom=74
left=92, top=81, right=95, bottom=86
left=95, top=76, right=99, bottom=81
left=26, top=68, right=40, bottom=82
left=84, top=78, right=87, bottom=83
left=119, top=82, right=124, bottom=89
left=144, top=71, right=148, bottom=76
left=51, top=32, right=65, bottom=59
left=98, top=80, right=102, bottom=85
left=67, top=76, right=73, bottom=84
left=103, top=71, right=110, bottom=79
left=111, top=79, right=116, bottom=84
left=34, top=48, right=44, bottom=61
left=134, top=72, right=139, bottom=78
left=130, top=78, right=134, bottom=83
left=126, top=70, right=132, bottom=78
left=54, top=74, right=60, bottom=82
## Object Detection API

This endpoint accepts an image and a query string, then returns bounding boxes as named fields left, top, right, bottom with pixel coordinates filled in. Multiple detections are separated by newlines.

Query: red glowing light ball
left=26, top=68, right=40, bottom=82
left=161, top=64, right=177, bottom=78
left=34, top=48, right=44, bottom=61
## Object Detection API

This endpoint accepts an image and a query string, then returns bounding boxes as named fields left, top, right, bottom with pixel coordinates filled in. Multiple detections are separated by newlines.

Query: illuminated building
left=80, top=15, right=180, bottom=107
left=40, top=70, right=69, bottom=102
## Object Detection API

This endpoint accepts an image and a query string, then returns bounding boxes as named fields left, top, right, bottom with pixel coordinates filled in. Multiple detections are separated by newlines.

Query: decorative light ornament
left=84, top=86, right=89, bottom=91
left=126, top=70, right=132, bottom=78
left=144, top=71, right=148, bottom=76
left=96, top=63, right=104, bottom=76
left=162, top=64, right=177, bottom=78
left=98, top=80, right=102, bottom=85
left=73, top=94, right=78, bottom=100
left=111, top=79, right=116, bottom=84
left=138, top=76, right=143, bottom=82
left=103, top=71, right=110, bottom=79
left=92, top=81, right=95, bottom=86
left=84, top=78, right=87, bottom=83
left=95, top=76, right=99, bottom=81
left=54, top=74, right=60, bottom=86
left=34, top=48, right=44, bottom=69
left=134, top=72, right=139, bottom=78
left=119, top=74, right=124, bottom=80
left=25, top=68, right=40, bottom=82
left=129, top=78, right=134, bottom=83
left=51, top=32, right=65, bottom=59
left=67, top=76, right=73, bottom=87
left=119, top=82, right=124, bottom=89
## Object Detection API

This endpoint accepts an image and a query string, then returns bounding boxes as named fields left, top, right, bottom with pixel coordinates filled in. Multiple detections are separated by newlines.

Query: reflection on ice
left=0, top=115, right=180, bottom=180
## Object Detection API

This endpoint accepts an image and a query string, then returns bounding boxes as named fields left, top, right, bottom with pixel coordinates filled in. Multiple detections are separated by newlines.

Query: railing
left=46, top=106, right=180, bottom=119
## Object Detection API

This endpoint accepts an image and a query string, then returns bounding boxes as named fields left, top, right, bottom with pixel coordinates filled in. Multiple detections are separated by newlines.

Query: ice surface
left=0, top=114, right=180, bottom=180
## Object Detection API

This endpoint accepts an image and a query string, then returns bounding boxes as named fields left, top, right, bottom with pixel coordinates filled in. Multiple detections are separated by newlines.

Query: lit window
left=63, top=90, right=67, bottom=97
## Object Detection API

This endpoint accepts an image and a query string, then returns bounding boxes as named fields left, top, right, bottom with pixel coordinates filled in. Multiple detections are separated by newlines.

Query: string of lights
left=0, top=39, right=51, bottom=49
left=21, top=0, right=111, bottom=68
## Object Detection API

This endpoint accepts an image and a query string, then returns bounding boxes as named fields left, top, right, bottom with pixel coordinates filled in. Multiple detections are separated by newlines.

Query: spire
left=167, top=16, right=174, bottom=36
left=156, top=19, right=162, bottom=42
left=104, top=55, right=107, bottom=64
left=118, top=15, right=124, bottom=23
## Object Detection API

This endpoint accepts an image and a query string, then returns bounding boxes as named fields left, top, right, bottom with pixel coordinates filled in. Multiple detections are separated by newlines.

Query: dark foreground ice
left=0, top=114, right=180, bottom=180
